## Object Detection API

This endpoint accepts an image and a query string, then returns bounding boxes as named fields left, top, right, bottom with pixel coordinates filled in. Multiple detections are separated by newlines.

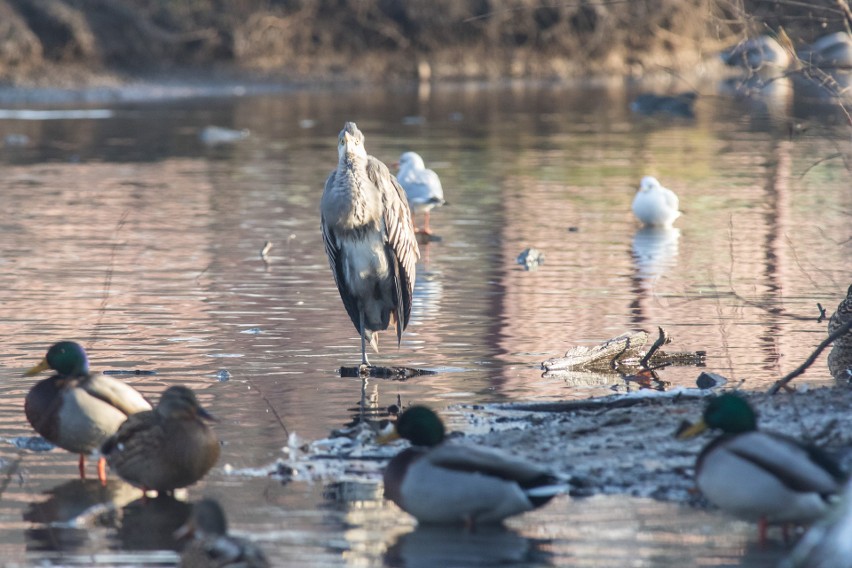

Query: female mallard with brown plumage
left=24, top=341, right=152, bottom=483
left=101, top=385, right=220, bottom=494
left=379, top=406, right=563, bottom=525
left=678, top=393, right=846, bottom=541
left=176, top=498, right=269, bottom=568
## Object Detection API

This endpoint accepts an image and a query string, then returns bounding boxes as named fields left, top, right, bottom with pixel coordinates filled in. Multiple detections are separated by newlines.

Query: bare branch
left=768, top=318, right=852, bottom=394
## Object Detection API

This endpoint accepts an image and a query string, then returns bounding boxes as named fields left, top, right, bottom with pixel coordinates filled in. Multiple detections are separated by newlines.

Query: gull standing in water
left=631, top=176, right=681, bottom=228
left=396, top=151, right=446, bottom=235
left=321, top=122, right=419, bottom=368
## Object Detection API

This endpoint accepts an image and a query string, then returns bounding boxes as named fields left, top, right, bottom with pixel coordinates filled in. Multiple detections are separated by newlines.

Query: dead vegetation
left=0, top=1, right=849, bottom=85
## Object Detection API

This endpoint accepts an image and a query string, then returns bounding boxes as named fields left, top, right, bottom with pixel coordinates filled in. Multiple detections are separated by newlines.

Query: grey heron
left=396, top=151, right=446, bottom=235
left=321, top=122, right=419, bottom=367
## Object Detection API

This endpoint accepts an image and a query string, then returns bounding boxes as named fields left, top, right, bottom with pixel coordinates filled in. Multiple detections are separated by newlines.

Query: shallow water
left=0, top=78, right=849, bottom=566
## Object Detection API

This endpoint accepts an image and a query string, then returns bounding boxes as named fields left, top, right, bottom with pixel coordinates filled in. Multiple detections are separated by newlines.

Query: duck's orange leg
left=758, top=517, right=768, bottom=547
left=97, top=456, right=107, bottom=486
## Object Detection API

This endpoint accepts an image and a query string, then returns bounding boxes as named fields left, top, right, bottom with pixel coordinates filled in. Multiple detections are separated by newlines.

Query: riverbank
left=0, top=1, right=848, bottom=89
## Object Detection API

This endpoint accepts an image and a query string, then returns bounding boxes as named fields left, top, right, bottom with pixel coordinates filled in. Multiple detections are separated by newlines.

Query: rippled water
left=0, top=78, right=850, bottom=566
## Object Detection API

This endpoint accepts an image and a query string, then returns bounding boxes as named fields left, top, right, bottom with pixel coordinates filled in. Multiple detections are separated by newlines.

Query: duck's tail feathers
left=524, top=483, right=568, bottom=507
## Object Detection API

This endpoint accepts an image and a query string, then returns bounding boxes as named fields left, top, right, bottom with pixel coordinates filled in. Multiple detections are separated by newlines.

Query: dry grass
left=0, top=0, right=850, bottom=83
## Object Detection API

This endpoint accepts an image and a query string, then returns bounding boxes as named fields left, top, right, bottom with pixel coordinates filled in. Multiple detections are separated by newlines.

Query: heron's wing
left=321, top=171, right=362, bottom=333
left=366, top=156, right=419, bottom=335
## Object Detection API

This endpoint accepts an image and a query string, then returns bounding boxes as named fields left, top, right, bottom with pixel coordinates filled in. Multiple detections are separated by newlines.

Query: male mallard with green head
left=678, top=393, right=845, bottom=541
left=379, top=406, right=563, bottom=525
left=24, top=341, right=152, bottom=483
left=101, top=385, right=220, bottom=494
left=176, top=498, right=269, bottom=568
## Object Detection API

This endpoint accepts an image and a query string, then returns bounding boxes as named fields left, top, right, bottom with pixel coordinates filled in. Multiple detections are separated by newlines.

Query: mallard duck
left=396, top=152, right=446, bottom=235
left=176, top=498, right=269, bottom=568
left=721, top=35, right=792, bottom=74
left=678, top=393, right=845, bottom=541
left=24, top=341, right=152, bottom=483
left=101, top=385, right=220, bottom=494
left=379, top=406, right=563, bottom=525
left=780, top=477, right=852, bottom=568
left=631, top=176, right=681, bottom=227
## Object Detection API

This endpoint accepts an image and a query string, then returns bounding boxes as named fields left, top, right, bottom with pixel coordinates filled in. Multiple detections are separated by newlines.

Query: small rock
left=4, top=133, right=29, bottom=147
left=516, top=247, right=545, bottom=271
left=216, top=369, right=231, bottom=382
left=696, top=371, right=728, bottom=390
left=12, top=436, right=54, bottom=452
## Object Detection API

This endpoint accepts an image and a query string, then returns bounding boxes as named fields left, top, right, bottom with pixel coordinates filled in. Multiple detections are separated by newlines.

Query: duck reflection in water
left=384, top=525, right=553, bottom=567
left=118, top=494, right=194, bottom=551
left=24, top=478, right=139, bottom=553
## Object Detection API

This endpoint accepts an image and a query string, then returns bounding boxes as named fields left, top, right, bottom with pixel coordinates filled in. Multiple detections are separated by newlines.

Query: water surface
left=0, top=79, right=849, bottom=566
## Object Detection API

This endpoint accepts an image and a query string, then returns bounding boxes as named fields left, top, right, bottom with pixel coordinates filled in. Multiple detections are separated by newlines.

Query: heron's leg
left=78, top=454, right=86, bottom=479
left=359, top=308, right=370, bottom=367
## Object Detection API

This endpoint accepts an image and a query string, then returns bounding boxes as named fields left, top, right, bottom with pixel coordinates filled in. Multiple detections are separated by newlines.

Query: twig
left=768, top=318, right=852, bottom=394
left=837, top=0, right=852, bottom=33
left=91, top=210, right=129, bottom=346
left=799, top=153, right=843, bottom=179
left=246, top=379, right=290, bottom=437
left=725, top=216, right=815, bottom=321
left=640, top=327, right=668, bottom=368
left=817, top=303, right=827, bottom=323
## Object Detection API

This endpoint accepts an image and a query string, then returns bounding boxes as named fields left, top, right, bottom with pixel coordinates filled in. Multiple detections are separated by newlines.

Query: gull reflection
left=384, top=524, right=553, bottom=567
left=631, top=226, right=680, bottom=280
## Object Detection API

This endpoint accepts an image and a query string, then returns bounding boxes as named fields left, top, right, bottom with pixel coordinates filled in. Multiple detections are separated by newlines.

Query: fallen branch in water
left=640, top=327, right=669, bottom=369
left=768, top=318, right=852, bottom=395
left=542, top=329, right=703, bottom=377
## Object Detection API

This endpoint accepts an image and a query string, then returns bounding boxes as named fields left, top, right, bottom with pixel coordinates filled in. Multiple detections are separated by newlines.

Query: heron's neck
left=335, top=159, right=378, bottom=229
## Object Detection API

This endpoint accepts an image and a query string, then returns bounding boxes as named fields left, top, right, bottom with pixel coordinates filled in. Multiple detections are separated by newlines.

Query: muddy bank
left=281, top=385, right=852, bottom=513
left=0, top=1, right=848, bottom=87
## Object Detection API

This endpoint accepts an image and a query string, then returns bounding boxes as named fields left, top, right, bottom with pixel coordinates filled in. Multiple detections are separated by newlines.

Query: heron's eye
left=339, top=139, right=344, bottom=146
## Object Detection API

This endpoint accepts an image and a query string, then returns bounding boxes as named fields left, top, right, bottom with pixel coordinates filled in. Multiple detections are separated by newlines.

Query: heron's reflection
left=384, top=524, right=553, bottom=567
left=24, top=478, right=139, bottom=552
left=631, top=226, right=680, bottom=280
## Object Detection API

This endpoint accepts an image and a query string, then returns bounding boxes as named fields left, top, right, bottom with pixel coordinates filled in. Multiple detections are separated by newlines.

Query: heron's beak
left=342, top=132, right=357, bottom=155
left=24, top=358, right=50, bottom=377
left=676, top=419, right=708, bottom=440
